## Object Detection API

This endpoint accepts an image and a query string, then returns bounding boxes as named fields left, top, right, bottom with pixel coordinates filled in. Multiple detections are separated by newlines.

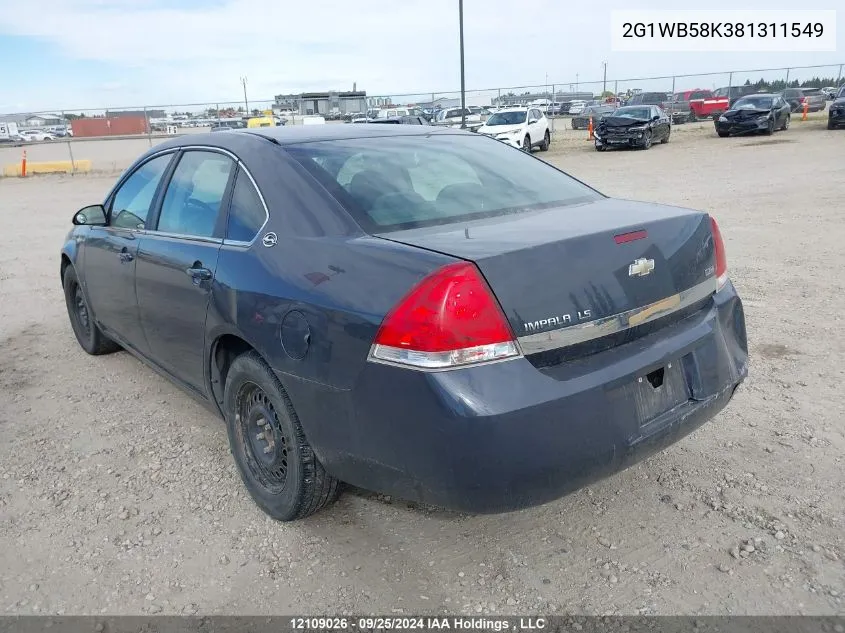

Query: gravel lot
left=1, top=119, right=843, bottom=616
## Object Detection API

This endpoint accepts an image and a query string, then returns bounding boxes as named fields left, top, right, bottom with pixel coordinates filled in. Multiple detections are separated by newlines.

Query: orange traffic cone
left=20, top=150, right=27, bottom=177
left=802, top=100, right=809, bottom=121
left=588, top=116, right=594, bottom=140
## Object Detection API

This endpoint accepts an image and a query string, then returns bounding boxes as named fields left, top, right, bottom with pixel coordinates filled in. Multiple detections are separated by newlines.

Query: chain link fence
left=1, top=63, right=842, bottom=174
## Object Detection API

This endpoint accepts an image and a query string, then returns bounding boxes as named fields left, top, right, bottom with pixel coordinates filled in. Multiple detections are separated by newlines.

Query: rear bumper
left=283, top=283, right=748, bottom=514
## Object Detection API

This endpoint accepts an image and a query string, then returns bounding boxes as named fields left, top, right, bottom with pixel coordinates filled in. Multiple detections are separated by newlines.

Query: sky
left=0, top=0, right=841, bottom=114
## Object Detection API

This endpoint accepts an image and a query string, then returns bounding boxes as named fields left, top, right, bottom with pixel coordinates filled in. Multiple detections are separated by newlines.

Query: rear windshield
left=286, top=134, right=601, bottom=233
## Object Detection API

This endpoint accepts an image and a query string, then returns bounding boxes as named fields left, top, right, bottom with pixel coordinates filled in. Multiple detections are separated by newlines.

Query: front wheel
left=540, top=129, right=550, bottom=151
left=224, top=351, right=340, bottom=521
left=781, top=115, right=790, bottom=131
left=717, top=130, right=729, bottom=138
left=595, top=141, right=605, bottom=151
left=764, top=118, right=774, bottom=136
left=641, top=130, right=652, bottom=149
left=828, top=119, right=835, bottom=130
left=63, top=266, right=121, bottom=355
left=688, top=109, right=697, bottom=122
left=661, top=130, right=670, bottom=144
left=522, top=135, right=531, bottom=152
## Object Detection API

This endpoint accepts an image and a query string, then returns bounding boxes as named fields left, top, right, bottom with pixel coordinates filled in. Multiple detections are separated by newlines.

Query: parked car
left=828, top=86, right=845, bottom=129
left=433, top=107, right=483, bottom=130
left=594, top=105, right=671, bottom=150
left=20, top=129, right=56, bottom=142
left=626, top=92, right=688, bottom=124
left=375, top=107, right=411, bottom=119
left=779, top=87, right=827, bottom=113
left=571, top=104, right=616, bottom=130
left=368, top=116, right=429, bottom=125
left=476, top=107, right=550, bottom=151
left=821, top=86, right=838, bottom=100
left=713, top=85, right=757, bottom=109
left=714, top=94, right=791, bottom=137
left=567, top=100, right=588, bottom=115
left=60, top=124, right=747, bottom=520
left=545, top=102, right=563, bottom=115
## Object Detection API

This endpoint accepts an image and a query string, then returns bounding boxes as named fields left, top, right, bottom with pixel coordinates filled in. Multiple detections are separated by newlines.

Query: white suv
left=476, top=107, right=550, bottom=152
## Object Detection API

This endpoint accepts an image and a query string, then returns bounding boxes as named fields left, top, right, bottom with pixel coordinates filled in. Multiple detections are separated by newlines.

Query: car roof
left=496, top=107, right=530, bottom=112
left=739, top=93, right=775, bottom=98
left=157, top=123, right=462, bottom=150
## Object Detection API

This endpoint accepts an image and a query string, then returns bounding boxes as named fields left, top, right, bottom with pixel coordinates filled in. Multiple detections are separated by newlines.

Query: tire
left=781, top=115, right=790, bottom=131
left=717, top=130, right=729, bottom=138
left=641, top=130, right=652, bottom=149
left=224, top=351, right=340, bottom=521
left=688, top=109, right=697, bottom=122
left=661, top=130, right=670, bottom=144
left=540, top=129, right=550, bottom=151
left=595, top=141, right=605, bottom=151
left=764, top=118, right=774, bottom=136
left=62, top=266, right=121, bottom=355
left=522, top=135, right=531, bottom=152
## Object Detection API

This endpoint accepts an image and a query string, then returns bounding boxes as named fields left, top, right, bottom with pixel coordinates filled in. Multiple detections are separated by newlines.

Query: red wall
left=70, top=116, right=149, bottom=138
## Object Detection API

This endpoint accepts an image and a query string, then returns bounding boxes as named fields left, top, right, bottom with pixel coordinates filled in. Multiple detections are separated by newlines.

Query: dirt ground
left=0, top=119, right=843, bottom=617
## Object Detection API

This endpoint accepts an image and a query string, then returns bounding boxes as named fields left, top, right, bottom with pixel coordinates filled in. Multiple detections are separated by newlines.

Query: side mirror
left=652, top=115, right=660, bottom=122
left=528, top=117, right=538, bottom=124
left=73, top=204, right=107, bottom=226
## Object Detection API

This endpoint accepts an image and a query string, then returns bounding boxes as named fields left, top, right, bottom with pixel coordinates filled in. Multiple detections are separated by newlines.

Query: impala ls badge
left=262, top=232, right=278, bottom=248
left=629, top=258, right=655, bottom=277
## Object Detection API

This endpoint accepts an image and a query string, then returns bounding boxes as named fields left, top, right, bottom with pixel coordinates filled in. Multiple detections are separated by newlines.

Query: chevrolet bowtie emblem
left=629, top=258, right=655, bottom=277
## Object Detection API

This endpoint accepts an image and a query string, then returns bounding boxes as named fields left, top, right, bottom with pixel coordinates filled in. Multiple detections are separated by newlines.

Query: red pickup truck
left=673, top=89, right=730, bottom=121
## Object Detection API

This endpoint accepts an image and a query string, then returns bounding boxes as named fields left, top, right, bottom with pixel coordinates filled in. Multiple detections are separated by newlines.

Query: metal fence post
left=66, top=137, right=76, bottom=176
left=614, top=80, right=618, bottom=96
left=671, top=76, right=676, bottom=95
left=728, top=72, right=733, bottom=97
left=785, top=68, right=790, bottom=86
left=144, top=106, right=152, bottom=147
left=836, top=64, right=843, bottom=87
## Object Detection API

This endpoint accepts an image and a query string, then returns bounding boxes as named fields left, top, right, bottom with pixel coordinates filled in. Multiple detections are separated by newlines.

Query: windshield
left=286, top=134, right=601, bottom=233
left=733, top=96, right=774, bottom=110
left=613, top=107, right=651, bottom=119
left=485, top=111, right=527, bottom=125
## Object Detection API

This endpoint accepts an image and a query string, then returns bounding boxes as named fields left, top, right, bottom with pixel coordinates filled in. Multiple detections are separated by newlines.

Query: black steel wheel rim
left=236, top=382, right=289, bottom=493
left=72, top=283, right=91, bottom=337
left=523, top=136, right=530, bottom=152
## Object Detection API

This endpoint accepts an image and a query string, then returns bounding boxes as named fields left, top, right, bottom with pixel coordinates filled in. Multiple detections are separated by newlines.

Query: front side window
left=226, top=168, right=267, bottom=243
left=286, top=134, right=601, bottom=233
left=110, top=153, right=173, bottom=229
left=156, top=150, right=234, bottom=238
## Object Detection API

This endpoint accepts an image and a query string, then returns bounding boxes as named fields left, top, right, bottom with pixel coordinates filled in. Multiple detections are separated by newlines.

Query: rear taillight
left=370, top=262, right=520, bottom=369
left=710, top=217, right=729, bottom=290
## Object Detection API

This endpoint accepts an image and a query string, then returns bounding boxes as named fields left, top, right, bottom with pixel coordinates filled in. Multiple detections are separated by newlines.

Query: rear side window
left=156, top=150, right=234, bottom=237
left=226, top=168, right=267, bottom=243
left=110, top=153, right=173, bottom=229
left=286, top=134, right=601, bottom=233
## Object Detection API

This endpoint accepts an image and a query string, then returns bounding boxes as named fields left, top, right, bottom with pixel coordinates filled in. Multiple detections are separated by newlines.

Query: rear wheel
left=540, top=130, right=550, bottom=151
left=224, top=351, right=340, bottom=521
left=688, top=109, right=697, bottom=122
left=62, top=266, right=121, bottom=355
left=522, top=135, right=531, bottom=152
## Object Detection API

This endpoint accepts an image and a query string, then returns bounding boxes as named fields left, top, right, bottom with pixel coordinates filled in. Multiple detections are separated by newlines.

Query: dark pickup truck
left=627, top=92, right=688, bottom=123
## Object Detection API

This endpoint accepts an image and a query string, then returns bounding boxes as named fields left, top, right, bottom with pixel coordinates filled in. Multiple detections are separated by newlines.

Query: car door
left=529, top=109, right=544, bottom=141
left=82, top=152, right=176, bottom=354
left=134, top=149, right=236, bottom=394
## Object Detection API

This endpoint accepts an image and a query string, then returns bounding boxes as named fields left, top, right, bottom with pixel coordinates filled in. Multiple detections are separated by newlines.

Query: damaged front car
left=594, top=105, right=670, bottom=151
left=715, top=94, right=791, bottom=137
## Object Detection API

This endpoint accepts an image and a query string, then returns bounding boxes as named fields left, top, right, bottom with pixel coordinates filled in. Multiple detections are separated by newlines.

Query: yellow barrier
left=2, top=160, right=92, bottom=177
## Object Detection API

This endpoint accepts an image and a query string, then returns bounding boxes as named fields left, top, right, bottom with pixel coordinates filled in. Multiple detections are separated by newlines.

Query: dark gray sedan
left=60, top=125, right=748, bottom=520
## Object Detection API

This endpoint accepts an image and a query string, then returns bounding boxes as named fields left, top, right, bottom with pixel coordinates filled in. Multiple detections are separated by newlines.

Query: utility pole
left=576, top=73, right=579, bottom=92
left=458, top=0, right=466, bottom=129
left=602, top=62, right=608, bottom=95
left=240, top=77, right=249, bottom=114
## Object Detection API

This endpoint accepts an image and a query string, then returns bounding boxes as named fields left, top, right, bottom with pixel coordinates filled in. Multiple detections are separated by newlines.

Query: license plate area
left=631, top=361, right=690, bottom=425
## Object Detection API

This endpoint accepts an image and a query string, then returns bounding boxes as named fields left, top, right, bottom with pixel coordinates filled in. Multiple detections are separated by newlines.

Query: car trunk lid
left=376, top=198, right=717, bottom=357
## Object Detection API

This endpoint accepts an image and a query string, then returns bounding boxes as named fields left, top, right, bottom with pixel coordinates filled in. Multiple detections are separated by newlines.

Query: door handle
left=186, top=265, right=213, bottom=281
